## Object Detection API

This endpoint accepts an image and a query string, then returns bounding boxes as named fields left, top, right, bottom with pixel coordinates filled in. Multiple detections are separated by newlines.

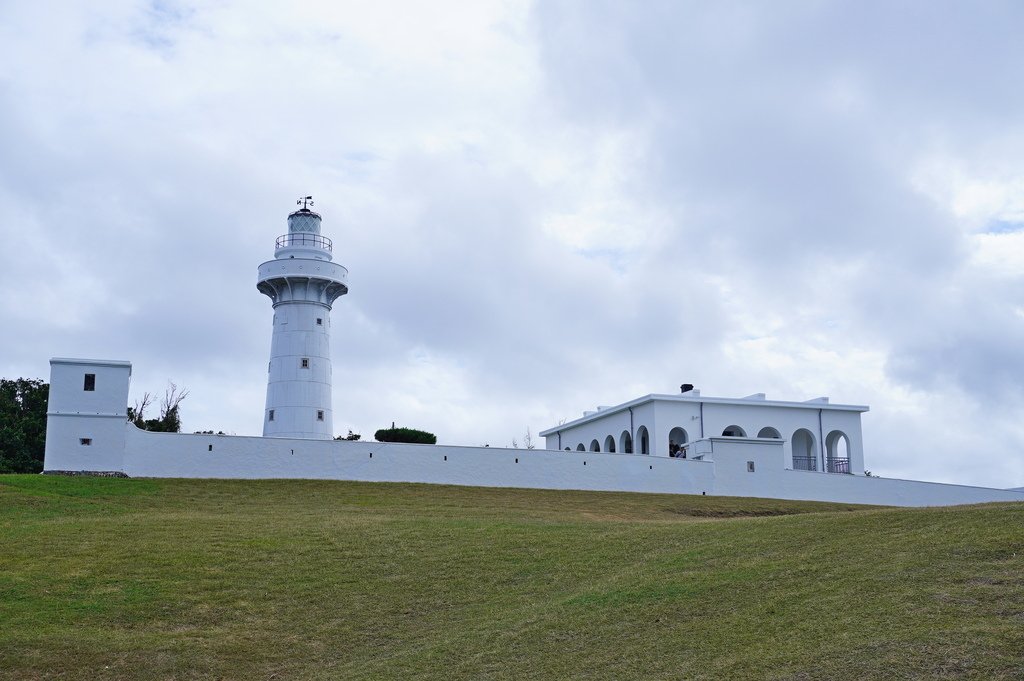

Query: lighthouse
left=257, top=197, right=348, bottom=439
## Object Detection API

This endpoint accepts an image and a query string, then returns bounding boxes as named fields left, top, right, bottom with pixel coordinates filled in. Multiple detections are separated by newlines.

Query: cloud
left=1, top=1, right=1022, bottom=486
left=530, top=1, right=1024, bottom=484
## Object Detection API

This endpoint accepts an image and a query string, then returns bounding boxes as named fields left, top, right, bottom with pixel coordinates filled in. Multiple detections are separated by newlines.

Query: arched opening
left=576, top=443, right=586, bottom=452
left=590, top=439, right=600, bottom=452
left=722, top=425, right=746, bottom=437
left=636, top=426, right=650, bottom=455
left=604, top=435, right=616, bottom=453
left=825, top=430, right=851, bottom=474
left=620, top=430, right=633, bottom=454
left=791, top=428, right=817, bottom=471
left=757, top=426, right=781, bottom=439
left=564, top=447, right=571, bottom=451
left=668, top=426, right=689, bottom=457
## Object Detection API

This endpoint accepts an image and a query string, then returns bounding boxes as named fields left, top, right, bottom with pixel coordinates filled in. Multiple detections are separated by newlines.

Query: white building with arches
left=540, top=388, right=865, bottom=476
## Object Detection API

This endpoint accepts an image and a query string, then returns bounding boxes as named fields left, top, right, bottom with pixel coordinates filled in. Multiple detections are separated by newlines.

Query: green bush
left=0, top=378, right=49, bottom=474
left=374, top=427, right=437, bottom=444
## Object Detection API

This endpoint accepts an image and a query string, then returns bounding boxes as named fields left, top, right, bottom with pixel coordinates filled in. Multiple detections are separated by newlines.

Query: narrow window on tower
left=316, top=318, right=323, bottom=326
left=301, top=358, right=309, bottom=369
left=83, top=374, right=96, bottom=391
left=268, top=410, right=275, bottom=422
left=317, top=410, right=324, bottom=421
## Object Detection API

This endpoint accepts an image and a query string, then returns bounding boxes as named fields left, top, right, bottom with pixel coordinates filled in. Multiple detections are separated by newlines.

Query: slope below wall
left=121, top=426, right=1024, bottom=507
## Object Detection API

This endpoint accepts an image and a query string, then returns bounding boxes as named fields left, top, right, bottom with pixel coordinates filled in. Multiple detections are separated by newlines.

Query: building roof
left=50, top=357, right=132, bottom=368
left=539, top=392, right=869, bottom=437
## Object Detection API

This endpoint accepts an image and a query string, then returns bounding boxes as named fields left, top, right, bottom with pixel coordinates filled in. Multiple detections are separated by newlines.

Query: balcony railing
left=792, top=456, right=817, bottom=472
left=276, top=233, right=332, bottom=252
left=827, top=457, right=851, bottom=474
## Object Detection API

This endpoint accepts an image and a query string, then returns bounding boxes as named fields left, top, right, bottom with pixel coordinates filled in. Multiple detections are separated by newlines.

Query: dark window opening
left=301, top=358, right=310, bottom=368
left=316, top=318, right=323, bottom=326
left=208, top=444, right=213, bottom=451
left=317, top=410, right=324, bottom=421
left=268, top=410, right=275, bottom=421
left=80, top=438, right=92, bottom=446
left=747, top=461, right=756, bottom=472
left=83, top=374, right=95, bottom=391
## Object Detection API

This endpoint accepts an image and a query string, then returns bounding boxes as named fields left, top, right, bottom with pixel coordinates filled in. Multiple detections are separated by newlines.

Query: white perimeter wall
left=115, top=425, right=1024, bottom=507
left=706, top=438, right=1023, bottom=506
left=124, top=425, right=715, bottom=495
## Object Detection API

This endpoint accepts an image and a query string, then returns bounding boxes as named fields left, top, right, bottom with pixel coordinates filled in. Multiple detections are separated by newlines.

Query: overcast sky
left=2, top=1, right=1023, bottom=487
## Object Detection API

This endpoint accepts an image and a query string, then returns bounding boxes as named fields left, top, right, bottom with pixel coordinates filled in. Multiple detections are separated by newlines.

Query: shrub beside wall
left=374, top=427, right=437, bottom=445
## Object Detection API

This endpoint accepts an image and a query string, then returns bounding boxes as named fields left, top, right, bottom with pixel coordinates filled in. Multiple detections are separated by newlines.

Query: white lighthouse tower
left=257, top=197, right=348, bottom=439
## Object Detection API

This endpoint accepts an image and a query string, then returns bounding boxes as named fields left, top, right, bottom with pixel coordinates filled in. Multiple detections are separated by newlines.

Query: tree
left=0, top=378, right=49, bottom=474
left=510, top=427, right=536, bottom=450
left=335, top=430, right=361, bottom=441
left=128, top=382, right=189, bottom=432
left=374, top=426, right=437, bottom=445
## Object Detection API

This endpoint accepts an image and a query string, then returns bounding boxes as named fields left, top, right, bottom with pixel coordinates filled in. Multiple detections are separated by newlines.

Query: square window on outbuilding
left=317, top=410, right=324, bottom=421
left=83, top=374, right=96, bottom=391
left=80, top=438, right=92, bottom=446
left=301, top=358, right=310, bottom=369
left=316, top=318, right=323, bottom=326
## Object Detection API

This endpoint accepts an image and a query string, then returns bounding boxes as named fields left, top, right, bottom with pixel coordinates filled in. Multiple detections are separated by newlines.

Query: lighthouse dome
left=288, top=208, right=322, bottom=234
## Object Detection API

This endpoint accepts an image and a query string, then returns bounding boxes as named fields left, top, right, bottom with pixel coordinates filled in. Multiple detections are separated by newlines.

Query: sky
left=2, top=1, right=1023, bottom=488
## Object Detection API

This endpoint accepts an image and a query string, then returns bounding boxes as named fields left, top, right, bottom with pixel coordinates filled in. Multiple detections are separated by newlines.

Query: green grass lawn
left=1, top=475, right=1022, bottom=680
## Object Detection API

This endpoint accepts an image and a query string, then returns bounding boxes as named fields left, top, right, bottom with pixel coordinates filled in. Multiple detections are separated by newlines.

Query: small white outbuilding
left=43, top=358, right=133, bottom=475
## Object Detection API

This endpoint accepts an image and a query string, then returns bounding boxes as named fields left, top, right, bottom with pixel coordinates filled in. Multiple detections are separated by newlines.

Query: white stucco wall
left=123, top=425, right=716, bottom=495
left=707, top=437, right=1022, bottom=506
left=111, top=426, right=1024, bottom=507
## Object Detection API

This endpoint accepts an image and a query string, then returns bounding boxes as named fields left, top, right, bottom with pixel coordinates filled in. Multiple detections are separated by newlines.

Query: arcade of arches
left=569, top=424, right=853, bottom=473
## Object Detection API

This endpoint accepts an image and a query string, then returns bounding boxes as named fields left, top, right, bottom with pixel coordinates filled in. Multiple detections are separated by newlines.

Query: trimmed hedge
left=374, top=427, right=437, bottom=445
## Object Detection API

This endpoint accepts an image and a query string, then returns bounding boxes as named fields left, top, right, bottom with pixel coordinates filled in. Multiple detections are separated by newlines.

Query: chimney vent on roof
left=681, top=383, right=694, bottom=394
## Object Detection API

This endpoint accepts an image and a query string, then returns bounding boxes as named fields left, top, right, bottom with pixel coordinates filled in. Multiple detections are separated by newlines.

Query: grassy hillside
left=1, top=476, right=1022, bottom=680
